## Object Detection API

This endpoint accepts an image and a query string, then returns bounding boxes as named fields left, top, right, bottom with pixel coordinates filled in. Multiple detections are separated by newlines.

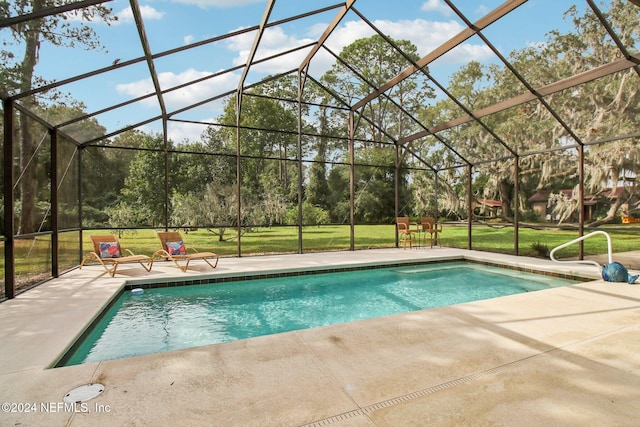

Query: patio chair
left=153, top=231, right=219, bottom=272
left=80, top=235, right=153, bottom=277
left=419, top=217, right=443, bottom=248
left=396, top=216, right=417, bottom=249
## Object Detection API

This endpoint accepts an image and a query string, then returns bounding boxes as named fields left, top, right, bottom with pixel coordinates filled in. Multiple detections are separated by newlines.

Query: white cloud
left=112, top=13, right=493, bottom=141
left=168, top=118, right=217, bottom=143
left=227, top=26, right=317, bottom=73
left=184, top=35, right=195, bottom=45
left=221, top=17, right=493, bottom=77
left=317, top=20, right=376, bottom=52
left=322, top=18, right=492, bottom=64
left=116, top=69, right=238, bottom=142
left=444, top=43, right=494, bottom=64
left=475, top=5, right=490, bottom=16
left=116, top=5, right=165, bottom=24
left=228, top=27, right=312, bottom=59
left=420, top=0, right=453, bottom=16
left=116, top=68, right=240, bottom=112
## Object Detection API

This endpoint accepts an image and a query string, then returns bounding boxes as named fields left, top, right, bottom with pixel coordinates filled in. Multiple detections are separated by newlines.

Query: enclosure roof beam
left=6, top=28, right=252, bottom=102
left=305, top=74, right=406, bottom=149
left=320, top=47, right=405, bottom=146
left=129, top=0, right=166, bottom=119
left=587, top=0, right=640, bottom=77
left=171, top=68, right=297, bottom=121
left=398, top=55, right=640, bottom=145
left=351, top=0, right=526, bottom=111
left=12, top=102, right=81, bottom=148
left=404, top=147, right=438, bottom=173
left=62, top=43, right=314, bottom=134
left=307, top=74, right=350, bottom=109
left=347, top=9, right=476, bottom=164
left=9, top=5, right=326, bottom=103
left=447, top=0, right=585, bottom=149
left=80, top=68, right=298, bottom=147
left=244, top=91, right=351, bottom=112
left=237, top=0, right=275, bottom=95
left=298, top=0, right=356, bottom=73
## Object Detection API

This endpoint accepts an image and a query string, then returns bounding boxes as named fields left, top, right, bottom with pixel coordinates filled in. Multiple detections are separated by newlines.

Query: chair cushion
left=166, top=241, right=186, bottom=255
left=99, top=242, right=121, bottom=258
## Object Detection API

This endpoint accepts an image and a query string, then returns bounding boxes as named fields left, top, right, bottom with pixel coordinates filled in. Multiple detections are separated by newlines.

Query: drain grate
left=300, top=355, right=538, bottom=427
left=63, top=383, right=105, bottom=403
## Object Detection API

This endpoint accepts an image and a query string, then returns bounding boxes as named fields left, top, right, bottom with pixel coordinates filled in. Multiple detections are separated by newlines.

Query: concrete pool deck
left=0, top=247, right=639, bottom=426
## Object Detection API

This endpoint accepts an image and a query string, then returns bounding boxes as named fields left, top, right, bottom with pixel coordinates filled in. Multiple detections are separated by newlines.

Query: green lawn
left=3, top=223, right=639, bottom=295
left=80, top=223, right=638, bottom=258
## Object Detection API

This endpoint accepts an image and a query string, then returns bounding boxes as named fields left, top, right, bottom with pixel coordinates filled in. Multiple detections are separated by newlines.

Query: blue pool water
left=60, top=262, right=578, bottom=366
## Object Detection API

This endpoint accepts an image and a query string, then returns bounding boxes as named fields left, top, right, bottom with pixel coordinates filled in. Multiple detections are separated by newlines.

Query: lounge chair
left=153, top=231, right=219, bottom=272
left=80, top=235, right=153, bottom=277
left=419, top=217, right=443, bottom=248
left=396, top=216, right=417, bottom=249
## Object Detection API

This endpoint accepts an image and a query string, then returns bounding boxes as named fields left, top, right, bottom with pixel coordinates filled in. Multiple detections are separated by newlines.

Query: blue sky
left=16, top=0, right=588, bottom=143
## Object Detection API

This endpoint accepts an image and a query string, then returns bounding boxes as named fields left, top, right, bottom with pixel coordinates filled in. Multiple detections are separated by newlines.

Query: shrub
left=530, top=241, right=549, bottom=258
left=285, top=202, right=330, bottom=226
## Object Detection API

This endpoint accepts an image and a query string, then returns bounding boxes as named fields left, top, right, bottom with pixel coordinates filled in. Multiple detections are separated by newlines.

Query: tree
left=546, top=1, right=640, bottom=225
left=321, top=34, right=435, bottom=143
left=304, top=88, right=343, bottom=213
left=203, top=86, right=300, bottom=227
left=1, top=0, right=116, bottom=233
left=353, top=149, right=397, bottom=223
left=301, top=76, right=351, bottom=222
left=112, top=133, right=168, bottom=227
left=418, top=1, right=640, bottom=224
left=170, top=183, right=258, bottom=241
left=306, top=158, right=330, bottom=210
left=285, top=201, right=329, bottom=226
left=320, top=35, right=432, bottom=221
left=82, top=130, right=142, bottom=227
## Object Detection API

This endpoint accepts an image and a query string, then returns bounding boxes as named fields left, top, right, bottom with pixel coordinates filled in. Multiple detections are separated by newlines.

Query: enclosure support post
left=162, top=119, right=169, bottom=232
left=394, top=144, right=400, bottom=248
left=467, top=165, right=472, bottom=250
left=236, top=94, right=243, bottom=257
left=514, top=156, right=519, bottom=256
left=297, top=70, right=305, bottom=254
left=434, top=171, right=439, bottom=221
left=578, top=145, right=585, bottom=259
left=234, top=0, right=274, bottom=257
left=3, top=99, right=15, bottom=299
left=78, top=147, right=84, bottom=262
left=348, top=110, right=355, bottom=250
left=50, top=129, right=59, bottom=277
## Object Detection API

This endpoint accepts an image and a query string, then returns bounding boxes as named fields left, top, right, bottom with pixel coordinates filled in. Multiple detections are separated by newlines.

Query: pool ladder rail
left=550, top=230, right=638, bottom=284
left=549, top=230, right=612, bottom=270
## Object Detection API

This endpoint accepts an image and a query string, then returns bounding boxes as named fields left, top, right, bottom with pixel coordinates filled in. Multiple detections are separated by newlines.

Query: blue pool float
left=602, top=262, right=639, bottom=284
left=131, top=288, right=144, bottom=295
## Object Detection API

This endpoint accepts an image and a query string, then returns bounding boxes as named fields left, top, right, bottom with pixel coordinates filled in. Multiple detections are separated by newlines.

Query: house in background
left=528, top=187, right=629, bottom=222
left=474, top=198, right=502, bottom=218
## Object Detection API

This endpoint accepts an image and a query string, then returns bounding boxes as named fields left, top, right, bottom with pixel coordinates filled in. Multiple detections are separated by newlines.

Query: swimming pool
left=59, top=262, right=580, bottom=366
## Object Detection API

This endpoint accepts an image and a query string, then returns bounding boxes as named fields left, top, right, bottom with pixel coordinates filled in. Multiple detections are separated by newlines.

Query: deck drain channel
left=300, top=355, right=538, bottom=427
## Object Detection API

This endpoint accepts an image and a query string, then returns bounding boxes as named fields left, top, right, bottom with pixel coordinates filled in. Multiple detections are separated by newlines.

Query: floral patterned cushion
left=99, top=242, right=121, bottom=258
left=166, top=241, right=186, bottom=256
